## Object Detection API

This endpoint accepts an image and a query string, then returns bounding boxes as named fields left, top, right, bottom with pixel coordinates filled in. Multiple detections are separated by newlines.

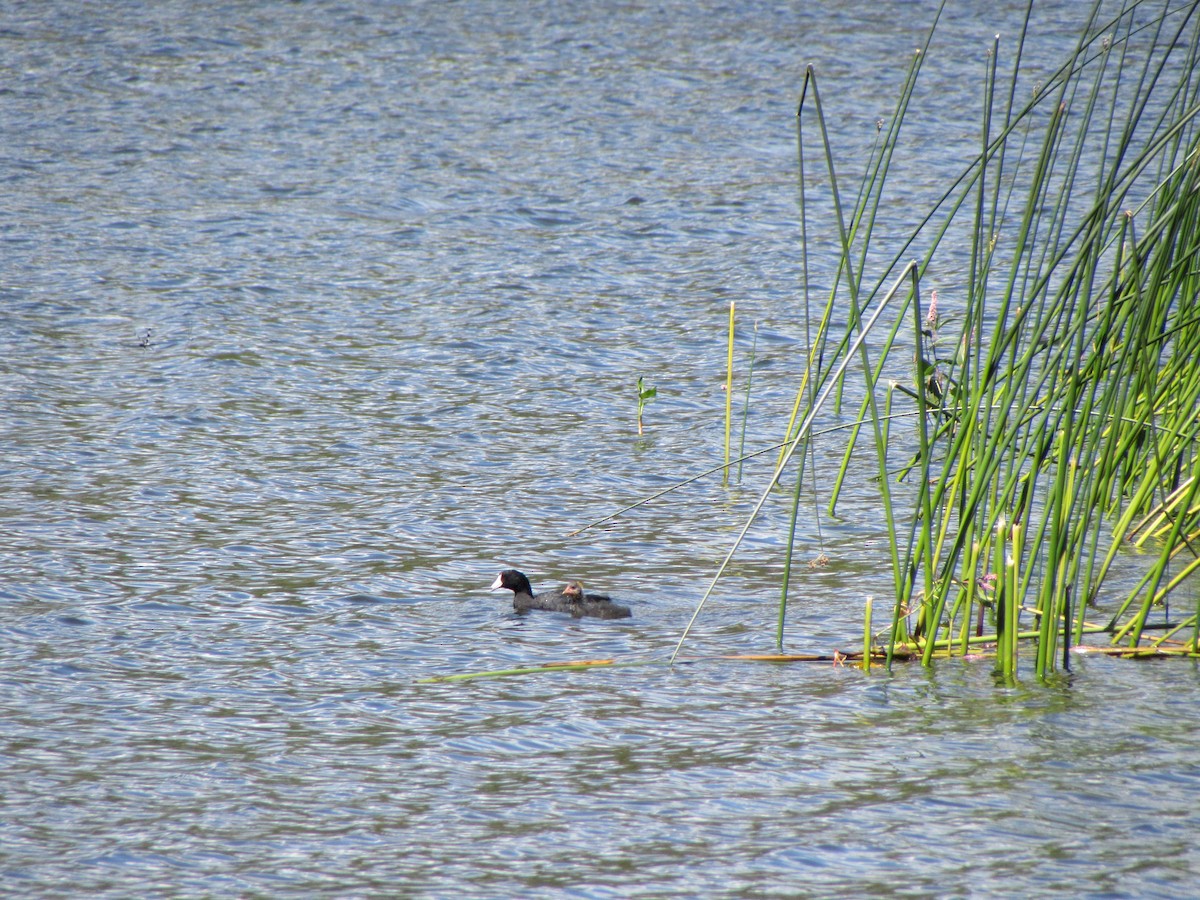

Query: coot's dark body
left=490, top=570, right=631, bottom=620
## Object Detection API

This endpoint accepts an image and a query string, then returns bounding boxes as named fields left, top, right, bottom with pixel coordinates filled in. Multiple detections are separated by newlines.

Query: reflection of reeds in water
left=678, top=0, right=1200, bottom=677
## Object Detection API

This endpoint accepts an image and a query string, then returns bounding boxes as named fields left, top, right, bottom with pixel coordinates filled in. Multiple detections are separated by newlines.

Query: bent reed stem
left=670, top=263, right=919, bottom=664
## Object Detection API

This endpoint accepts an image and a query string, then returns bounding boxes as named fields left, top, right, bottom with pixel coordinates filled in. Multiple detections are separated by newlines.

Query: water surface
left=3, top=1, right=1199, bottom=896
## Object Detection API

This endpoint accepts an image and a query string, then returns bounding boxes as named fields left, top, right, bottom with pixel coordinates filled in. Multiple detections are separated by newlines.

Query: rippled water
left=4, top=0, right=1200, bottom=896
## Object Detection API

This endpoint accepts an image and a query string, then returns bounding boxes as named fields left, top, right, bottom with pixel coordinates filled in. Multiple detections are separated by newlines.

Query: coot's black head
left=490, top=569, right=533, bottom=595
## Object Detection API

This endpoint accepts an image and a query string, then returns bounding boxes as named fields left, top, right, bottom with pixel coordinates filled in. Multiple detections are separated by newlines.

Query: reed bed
left=674, top=0, right=1200, bottom=678
left=792, top=0, right=1200, bottom=677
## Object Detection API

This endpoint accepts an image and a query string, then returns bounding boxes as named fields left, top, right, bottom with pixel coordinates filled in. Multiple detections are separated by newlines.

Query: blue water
left=3, top=0, right=1200, bottom=896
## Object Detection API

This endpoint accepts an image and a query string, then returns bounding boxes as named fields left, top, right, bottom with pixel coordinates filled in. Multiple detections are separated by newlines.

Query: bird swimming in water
left=489, top=569, right=632, bottom=620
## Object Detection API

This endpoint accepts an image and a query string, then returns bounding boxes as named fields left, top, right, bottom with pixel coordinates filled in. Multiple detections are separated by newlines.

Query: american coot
left=489, top=569, right=632, bottom=620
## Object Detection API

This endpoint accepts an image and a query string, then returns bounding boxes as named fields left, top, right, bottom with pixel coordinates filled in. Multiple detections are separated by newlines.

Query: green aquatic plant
left=666, top=0, right=1200, bottom=677
left=636, top=375, right=656, bottom=435
left=804, top=0, right=1200, bottom=678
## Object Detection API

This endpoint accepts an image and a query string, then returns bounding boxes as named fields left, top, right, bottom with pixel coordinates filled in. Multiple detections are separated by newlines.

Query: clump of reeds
left=674, top=0, right=1200, bottom=677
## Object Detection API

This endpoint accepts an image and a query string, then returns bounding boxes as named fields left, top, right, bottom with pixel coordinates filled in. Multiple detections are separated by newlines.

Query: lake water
left=4, top=0, right=1200, bottom=896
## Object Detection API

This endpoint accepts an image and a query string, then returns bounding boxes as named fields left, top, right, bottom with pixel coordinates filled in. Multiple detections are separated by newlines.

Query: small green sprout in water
left=636, top=376, right=656, bottom=435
